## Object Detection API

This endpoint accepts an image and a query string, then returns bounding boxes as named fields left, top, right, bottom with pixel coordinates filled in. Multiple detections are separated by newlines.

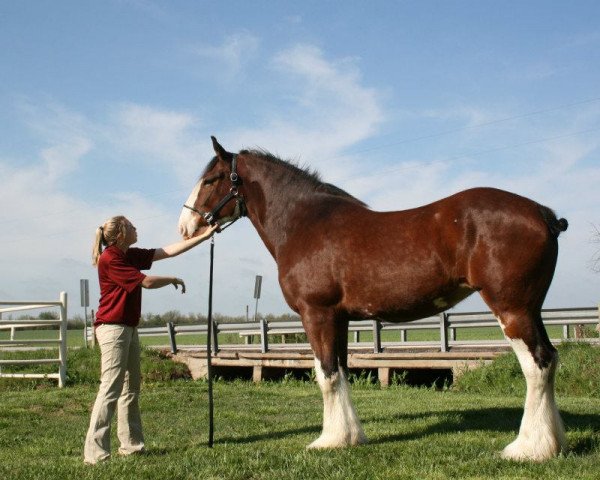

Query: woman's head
left=92, top=216, right=137, bottom=266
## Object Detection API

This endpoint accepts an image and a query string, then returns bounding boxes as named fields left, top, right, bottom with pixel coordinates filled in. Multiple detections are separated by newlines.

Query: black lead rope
left=206, top=236, right=215, bottom=448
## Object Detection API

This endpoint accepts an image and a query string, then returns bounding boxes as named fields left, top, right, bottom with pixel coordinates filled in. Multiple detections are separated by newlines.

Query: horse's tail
left=540, top=205, right=568, bottom=237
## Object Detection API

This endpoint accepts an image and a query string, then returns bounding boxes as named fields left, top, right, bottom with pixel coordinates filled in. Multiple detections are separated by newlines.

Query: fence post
left=563, top=324, right=569, bottom=339
left=439, top=312, right=449, bottom=352
left=58, top=291, right=68, bottom=388
left=372, top=319, right=382, bottom=353
left=211, top=319, right=219, bottom=355
left=90, top=309, right=96, bottom=347
left=167, top=322, right=177, bottom=354
left=260, top=318, right=269, bottom=353
left=400, top=328, right=406, bottom=342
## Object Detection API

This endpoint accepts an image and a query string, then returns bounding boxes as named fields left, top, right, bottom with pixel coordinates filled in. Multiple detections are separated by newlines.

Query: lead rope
left=206, top=236, right=215, bottom=447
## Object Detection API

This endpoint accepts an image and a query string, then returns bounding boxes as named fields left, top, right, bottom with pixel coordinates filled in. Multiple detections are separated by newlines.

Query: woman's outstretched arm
left=142, top=276, right=186, bottom=293
left=153, top=224, right=219, bottom=261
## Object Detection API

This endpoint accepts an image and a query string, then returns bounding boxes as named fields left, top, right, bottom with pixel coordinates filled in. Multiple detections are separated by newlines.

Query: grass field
left=1, top=381, right=600, bottom=479
left=1, top=345, right=600, bottom=479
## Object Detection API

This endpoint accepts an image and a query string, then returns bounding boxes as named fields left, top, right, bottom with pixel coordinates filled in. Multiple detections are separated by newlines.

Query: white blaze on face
left=178, top=180, right=203, bottom=239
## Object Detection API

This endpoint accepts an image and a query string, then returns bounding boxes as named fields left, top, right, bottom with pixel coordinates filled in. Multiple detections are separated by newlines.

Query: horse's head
left=178, top=136, right=246, bottom=239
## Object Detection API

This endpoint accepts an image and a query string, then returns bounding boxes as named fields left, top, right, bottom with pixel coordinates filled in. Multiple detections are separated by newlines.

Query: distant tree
left=39, top=311, right=59, bottom=320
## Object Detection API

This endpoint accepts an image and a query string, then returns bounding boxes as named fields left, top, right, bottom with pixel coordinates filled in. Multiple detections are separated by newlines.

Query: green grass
left=1, top=345, right=600, bottom=479
left=455, top=342, right=600, bottom=398
left=1, top=380, right=599, bottom=479
left=0, top=347, right=191, bottom=390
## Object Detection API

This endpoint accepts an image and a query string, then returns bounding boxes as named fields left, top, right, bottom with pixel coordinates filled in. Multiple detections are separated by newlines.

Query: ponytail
left=92, top=226, right=105, bottom=267
left=92, top=216, right=128, bottom=266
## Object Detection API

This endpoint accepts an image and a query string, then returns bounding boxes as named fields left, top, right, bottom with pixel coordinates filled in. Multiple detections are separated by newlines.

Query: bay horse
left=178, top=137, right=568, bottom=461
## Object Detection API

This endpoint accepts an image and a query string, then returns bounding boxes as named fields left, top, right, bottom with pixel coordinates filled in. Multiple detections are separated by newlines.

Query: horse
left=178, top=136, right=568, bottom=462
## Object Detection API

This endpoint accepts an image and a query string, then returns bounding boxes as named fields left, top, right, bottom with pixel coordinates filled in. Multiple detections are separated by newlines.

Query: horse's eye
left=203, top=172, right=224, bottom=185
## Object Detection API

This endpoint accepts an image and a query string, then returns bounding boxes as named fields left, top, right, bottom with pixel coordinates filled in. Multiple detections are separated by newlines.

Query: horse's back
left=282, top=187, right=564, bottom=320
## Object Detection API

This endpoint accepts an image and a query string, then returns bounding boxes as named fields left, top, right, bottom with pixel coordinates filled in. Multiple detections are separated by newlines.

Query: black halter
left=183, top=154, right=247, bottom=231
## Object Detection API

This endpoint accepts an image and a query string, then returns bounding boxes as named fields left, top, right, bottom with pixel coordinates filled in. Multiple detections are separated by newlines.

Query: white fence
left=0, top=292, right=68, bottom=387
left=120, top=306, right=600, bottom=355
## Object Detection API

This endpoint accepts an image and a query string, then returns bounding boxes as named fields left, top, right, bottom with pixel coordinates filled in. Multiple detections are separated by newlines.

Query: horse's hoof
left=307, top=436, right=344, bottom=449
left=307, top=432, right=367, bottom=450
left=501, top=439, right=560, bottom=462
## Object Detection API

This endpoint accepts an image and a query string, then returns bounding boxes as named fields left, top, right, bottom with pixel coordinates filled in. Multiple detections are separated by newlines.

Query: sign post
left=253, top=275, right=262, bottom=322
left=80, top=279, right=89, bottom=348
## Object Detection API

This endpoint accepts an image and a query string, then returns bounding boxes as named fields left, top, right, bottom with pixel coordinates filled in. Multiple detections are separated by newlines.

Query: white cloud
left=13, top=99, right=94, bottom=182
left=191, top=31, right=260, bottom=78
left=230, top=44, right=384, bottom=185
left=109, top=103, right=206, bottom=183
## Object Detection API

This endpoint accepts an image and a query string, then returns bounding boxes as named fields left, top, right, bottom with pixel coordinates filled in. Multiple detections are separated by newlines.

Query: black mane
left=240, top=149, right=367, bottom=206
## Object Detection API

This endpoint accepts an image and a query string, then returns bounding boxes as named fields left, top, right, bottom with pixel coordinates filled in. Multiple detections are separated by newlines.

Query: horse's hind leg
left=493, top=310, right=567, bottom=461
left=302, top=309, right=366, bottom=449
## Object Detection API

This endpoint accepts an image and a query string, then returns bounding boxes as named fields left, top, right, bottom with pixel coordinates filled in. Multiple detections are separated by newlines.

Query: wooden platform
left=170, top=344, right=509, bottom=386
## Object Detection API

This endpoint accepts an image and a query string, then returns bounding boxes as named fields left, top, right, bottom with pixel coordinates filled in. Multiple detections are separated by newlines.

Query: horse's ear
left=211, top=136, right=232, bottom=164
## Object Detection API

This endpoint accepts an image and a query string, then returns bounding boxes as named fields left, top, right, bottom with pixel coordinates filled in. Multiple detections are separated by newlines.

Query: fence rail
left=119, top=306, right=599, bottom=355
left=0, top=292, right=68, bottom=387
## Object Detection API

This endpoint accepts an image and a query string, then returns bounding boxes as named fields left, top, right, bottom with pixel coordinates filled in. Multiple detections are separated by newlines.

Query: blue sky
left=1, top=1, right=599, bottom=318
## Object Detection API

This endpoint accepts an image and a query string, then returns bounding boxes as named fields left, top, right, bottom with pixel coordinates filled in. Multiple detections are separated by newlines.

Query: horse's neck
left=241, top=157, right=313, bottom=258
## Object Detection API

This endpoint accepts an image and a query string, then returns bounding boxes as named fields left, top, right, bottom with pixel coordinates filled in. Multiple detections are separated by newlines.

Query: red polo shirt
left=94, top=246, right=155, bottom=327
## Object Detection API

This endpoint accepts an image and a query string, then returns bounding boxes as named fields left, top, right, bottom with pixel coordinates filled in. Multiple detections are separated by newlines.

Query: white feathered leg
left=501, top=338, right=567, bottom=462
left=308, top=359, right=367, bottom=449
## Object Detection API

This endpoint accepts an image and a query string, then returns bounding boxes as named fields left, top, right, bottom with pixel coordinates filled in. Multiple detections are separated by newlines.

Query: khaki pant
left=84, top=324, right=144, bottom=464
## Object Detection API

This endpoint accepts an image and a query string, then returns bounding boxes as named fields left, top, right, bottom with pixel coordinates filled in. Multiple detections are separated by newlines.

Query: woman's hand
left=154, top=224, right=221, bottom=261
left=201, top=223, right=220, bottom=239
left=142, top=276, right=186, bottom=292
left=172, top=277, right=186, bottom=294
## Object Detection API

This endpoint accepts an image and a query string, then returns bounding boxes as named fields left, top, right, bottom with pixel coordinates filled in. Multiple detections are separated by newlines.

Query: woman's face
left=121, top=219, right=138, bottom=247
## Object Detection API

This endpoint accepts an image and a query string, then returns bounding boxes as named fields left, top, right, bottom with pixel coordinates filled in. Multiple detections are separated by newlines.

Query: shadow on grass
left=218, top=424, right=321, bottom=445
left=367, top=407, right=522, bottom=445
left=562, top=410, right=600, bottom=456
left=218, top=407, right=600, bottom=456
left=141, top=447, right=171, bottom=457
left=368, top=408, right=600, bottom=456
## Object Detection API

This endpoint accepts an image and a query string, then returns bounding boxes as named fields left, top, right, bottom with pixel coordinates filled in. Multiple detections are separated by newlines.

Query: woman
left=84, top=215, right=217, bottom=464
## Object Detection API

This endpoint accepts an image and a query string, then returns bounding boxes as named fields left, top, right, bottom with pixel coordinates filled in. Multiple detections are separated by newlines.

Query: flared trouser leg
left=117, top=327, right=144, bottom=455
left=84, top=324, right=135, bottom=464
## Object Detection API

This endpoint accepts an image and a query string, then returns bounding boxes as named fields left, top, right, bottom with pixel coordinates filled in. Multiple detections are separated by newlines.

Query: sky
left=1, top=1, right=599, bottom=320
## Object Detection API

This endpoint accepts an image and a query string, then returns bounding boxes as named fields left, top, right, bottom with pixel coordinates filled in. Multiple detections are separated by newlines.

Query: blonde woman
left=84, top=216, right=217, bottom=465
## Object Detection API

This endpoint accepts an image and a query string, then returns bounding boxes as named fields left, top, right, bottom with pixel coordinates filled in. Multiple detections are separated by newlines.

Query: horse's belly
left=344, top=283, right=475, bottom=322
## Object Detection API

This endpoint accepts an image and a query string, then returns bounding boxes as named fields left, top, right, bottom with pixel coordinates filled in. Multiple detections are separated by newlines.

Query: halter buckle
left=203, top=212, right=215, bottom=225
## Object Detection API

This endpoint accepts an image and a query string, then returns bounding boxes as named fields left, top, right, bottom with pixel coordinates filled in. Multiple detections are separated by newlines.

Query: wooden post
left=211, top=319, right=219, bottom=355
left=378, top=367, right=390, bottom=388
left=167, top=322, right=177, bottom=354
left=260, top=319, right=268, bottom=353
left=90, top=309, right=96, bottom=347
left=58, top=292, right=68, bottom=388
left=440, top=312, right=449, bottom=352
left=372, top=319, right=382, bottom=353
left=253, top=365, right=263, bottom=383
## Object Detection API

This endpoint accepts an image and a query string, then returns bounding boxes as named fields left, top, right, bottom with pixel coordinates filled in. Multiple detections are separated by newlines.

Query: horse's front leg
left=302, top=309, right=366, bottom=449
